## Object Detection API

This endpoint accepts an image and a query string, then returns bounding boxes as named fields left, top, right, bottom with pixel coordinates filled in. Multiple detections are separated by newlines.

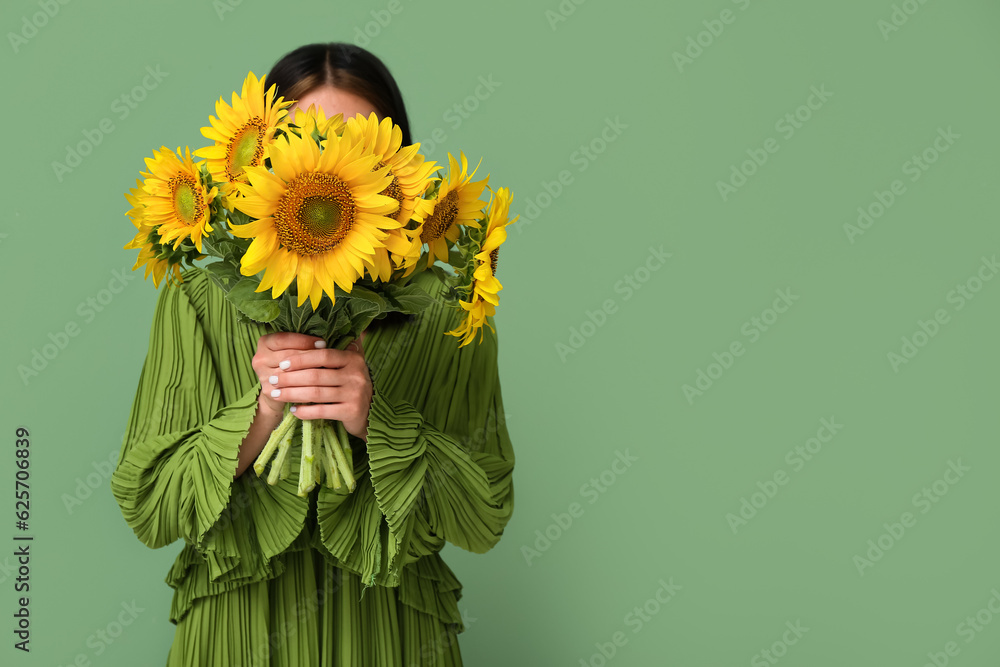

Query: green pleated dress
left=110, top=267, right=515, bottom=666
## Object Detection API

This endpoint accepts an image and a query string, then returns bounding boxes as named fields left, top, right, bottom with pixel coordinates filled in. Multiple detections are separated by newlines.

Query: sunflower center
left=420, top=190, right=460, bottom=244
left=489, top=247, right=499, bottom=276
left=300, top=197, right=343, bottom=235
left=169, top=175, right=203, bottom=225
left=376, top=162, right=404, bottom=215
left=227, top=117, right=268, bottom=181
left=274, top=173, right=355, bottom=255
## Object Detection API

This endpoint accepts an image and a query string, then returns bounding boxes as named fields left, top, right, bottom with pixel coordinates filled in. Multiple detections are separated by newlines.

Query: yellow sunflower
left=124, top=175, right=148, bottom=228
left=128, top=240, right=184, bottom=288
left=230, top=128, right=402, bottom=310
left=194, top=71, right=292, bottom=201
left=140, top=146, right=217, bottom=252
left=123, top=180, right=183, bottom=288
left=416, top=151, right=489, bottom=268
left=343, top=112, right=439, bottom=279
left=471, top=186, right=517, bottom=306
left=447, top=298, right=495, bottom=347
left=445, top=187, right=517, bottom=346
left=290, top=104, right=345, bottom=139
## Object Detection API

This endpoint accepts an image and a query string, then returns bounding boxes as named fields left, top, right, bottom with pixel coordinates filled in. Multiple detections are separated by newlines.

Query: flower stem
left=267, top=426, right=294, bottom=486
left=340, top=423, right=353, bottom=473
left=332, top=420, right=356, bottom=492
left=254, top=406, right=297, bottom=478
left=319, top=421, right=342, bottom=490
left=297, top=418, right=316, bottom=497
left=280, top=443, right=292, bottom=480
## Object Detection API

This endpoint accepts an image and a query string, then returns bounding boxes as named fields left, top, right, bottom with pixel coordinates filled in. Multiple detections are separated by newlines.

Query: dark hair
left=267, top=43, right=412, bottom=146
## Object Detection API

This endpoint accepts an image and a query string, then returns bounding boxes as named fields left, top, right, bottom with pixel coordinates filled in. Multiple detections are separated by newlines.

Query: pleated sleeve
left=111, top=270, right=309, bottom=583
left=315, top=277, right=515, bottom=588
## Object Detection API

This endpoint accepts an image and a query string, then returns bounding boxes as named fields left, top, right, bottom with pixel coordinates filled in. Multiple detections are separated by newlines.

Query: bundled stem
left=266, top=426, right=294, bottom=486
left=253, top=406, right=297, bottom=477
left=253, top=404, right=358, bottom=495
left=298, top=418, right=316, bottom=496
left=320, top=423, right=342, bottom=491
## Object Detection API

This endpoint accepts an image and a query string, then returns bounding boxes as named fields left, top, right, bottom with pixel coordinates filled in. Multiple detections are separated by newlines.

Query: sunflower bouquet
left=124, top=72, right=517, bottom=497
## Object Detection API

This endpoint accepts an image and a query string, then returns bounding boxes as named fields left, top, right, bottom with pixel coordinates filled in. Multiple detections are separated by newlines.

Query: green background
left=2, top=0, right=999, bottom=664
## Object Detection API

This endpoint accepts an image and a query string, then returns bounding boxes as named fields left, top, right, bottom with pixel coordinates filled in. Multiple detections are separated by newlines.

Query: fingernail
left=290, top=406, right=297, bottom=413
left=270, top=389, right=281, bottom=397
left=314, top=340, right=327, bottom=348
left=269, top=375, right=278, bottom=385
left=279, top=360, right=290, bottom=370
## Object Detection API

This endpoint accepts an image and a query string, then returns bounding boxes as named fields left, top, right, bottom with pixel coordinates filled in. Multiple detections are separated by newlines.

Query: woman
left=111, top=42, right=515, bottom=666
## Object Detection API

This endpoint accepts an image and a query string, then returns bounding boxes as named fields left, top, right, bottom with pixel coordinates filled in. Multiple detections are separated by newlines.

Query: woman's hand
left=251, top=330, right=372, bottom=442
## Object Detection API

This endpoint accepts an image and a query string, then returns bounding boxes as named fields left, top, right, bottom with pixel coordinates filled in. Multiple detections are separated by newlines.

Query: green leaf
left=339, top=297, right=379, bottom=336
left=346, top=297, right=380, bottom=321
left=289, top=297, right=314, bottom=333
left=447, top=247, right=466, bottom=269
left=234, top=309, right=254, bottom=326
left=204, top=260, right=243, bottom=292
left=302, top=311, right=331, bottom=339
left=327, top=308, right=352, bottom=340
left=214, top=238, right=249, bottom=260
left=313, top=295, right=333, bottom=321
left=345, top=285, right=388, bottom=313
left=428, top=264, right=452, bottom=285
left=225, top=278, right=281, bottom=323
left=200, top=237, right=218, bottom=257
left=228, top=208, right=253, bottom=227
left=384, top=283, right=436, bottom=313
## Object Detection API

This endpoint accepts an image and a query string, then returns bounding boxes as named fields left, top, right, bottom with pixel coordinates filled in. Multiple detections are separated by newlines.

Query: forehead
left=289, top=86, right=379, bottom=120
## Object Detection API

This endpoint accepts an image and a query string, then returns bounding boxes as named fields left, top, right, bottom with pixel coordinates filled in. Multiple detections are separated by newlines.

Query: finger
left=290, top=403, right=358, bottom=423
left=270, top=367, right=352, bottom=389
left=261, top=332, right=327, bottom=352
left=277, top=348, right=362, bottom=371
left=255, top=374, right=284, bottom=413
left=267, top=385, right=353, bottom=405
